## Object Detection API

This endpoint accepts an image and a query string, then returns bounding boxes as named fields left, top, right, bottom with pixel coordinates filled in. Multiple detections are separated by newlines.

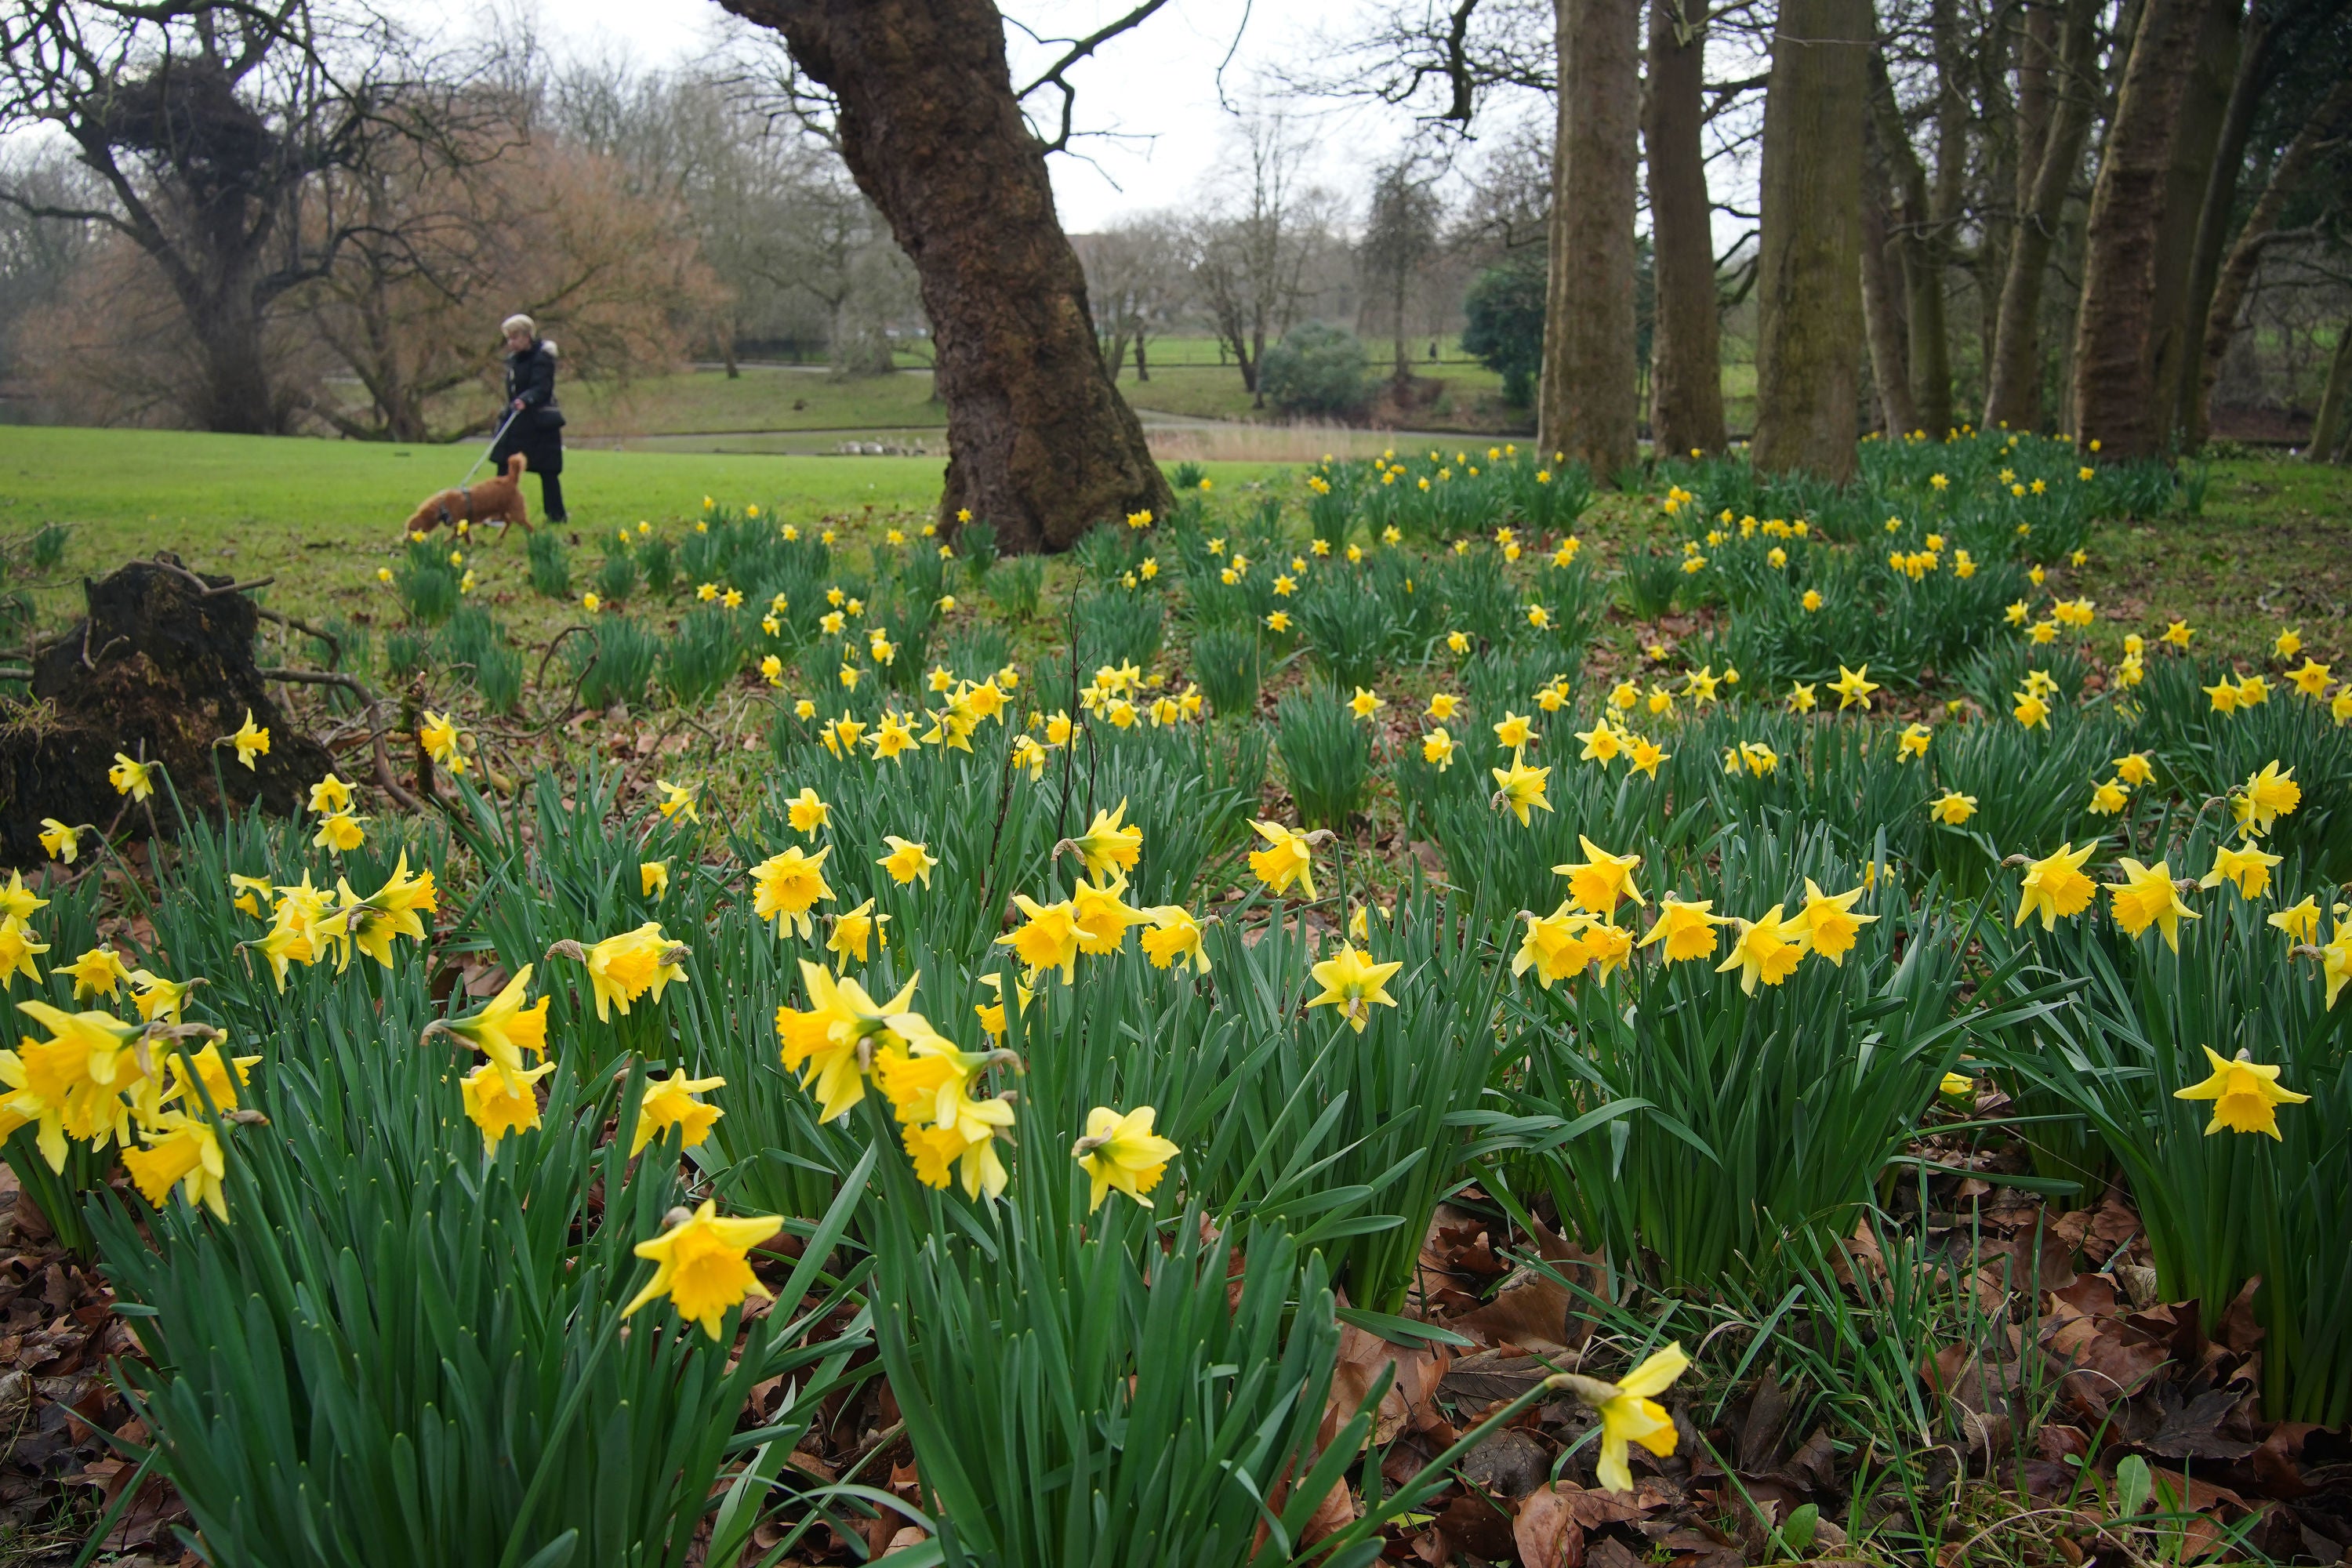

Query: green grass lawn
left=563, top=365, right=949, bottom=437
left=0, top=425, right=1288, bottom=635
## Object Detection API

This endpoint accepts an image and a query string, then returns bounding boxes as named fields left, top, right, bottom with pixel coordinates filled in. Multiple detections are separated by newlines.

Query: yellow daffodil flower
left=1830, top=664, right=1878, bottom=711
left=1248, top=820, right=1319, bottom=900
left=1795, top=879, right=1876, bottom=964
left=555, top=923, right=690, bottom=1022
left=2231, top=761, right=2300, bottom=838
left=2016, top=842, right=2097, bottom=928
left=1306, top=943, right=1404, bottom=1033
left=2267, top=896, right=2319, bottom=942
left=1491, top=752, right=1553, bottom=826
left=623, top=1199, right=782, bottom=1339
left=631, top=1070, right=727, bottom=1156
left=1065, top=800, right=1144, bottom=880
left=2173, top=1047, right=2308, bottom=1138
left=109, top=753, right=155, bottom=801
left=1639, top=898, right=1730, bottom=963
left=222, top=710, right=270, bottom=769
left=2108, top=858, right=2199, bottom=950
left=750, top=845, right=833, bottom=939
left=122, top=1112, right=229, bottom=1221
left=1554, top=1342, right=1690, bottom=1494
left=1139, top=906, right=1210, bottom=973
left=1557, top=837, right=1646, bottom=916
left=1073, top=1105, right=1181, bottom=1210
left=439, top=965, right=552, bottom=1089
left=1718, top=904, right=1811, bottom=993
left=2200, top=842, right=2281, bottom=900
left=878, top=836, right=938, bottom=887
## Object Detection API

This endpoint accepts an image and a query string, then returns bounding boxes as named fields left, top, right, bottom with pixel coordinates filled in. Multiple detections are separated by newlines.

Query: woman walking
left=492, top=314, right=568, bottom=523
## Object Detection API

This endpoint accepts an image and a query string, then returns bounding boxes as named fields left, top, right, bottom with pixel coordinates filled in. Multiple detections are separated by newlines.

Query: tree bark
left=2187, top=78, right=2352, bottom=448
left=720, top=0, right=1168, bottom=550
left=2068, top=0, right=2216, bottom=459
left=1860, top=141, right=1918, bottom=435
left=2168, top=6, right=2274, bottom=443
left=1644, top=0, right=1728, bottom=456
left=1539, top=0, right=1643, bottom=479
left=1751, top=0, right=1872, bottom=478
left=1868, top=52, right=1953, bottom=436
left=1985, top=0, right=2098, bottom=429
left=2015, top=0, right=2056, bottom=207
left=1985, top=0, right=2098, bottom=430
left=2309, top=320, right=2352, bottom=463
left=2145, top=0, right=2242, bottom=449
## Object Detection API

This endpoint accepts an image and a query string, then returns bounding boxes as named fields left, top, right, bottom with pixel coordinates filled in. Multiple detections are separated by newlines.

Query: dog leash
left=458, top=406, right=524, bottom=488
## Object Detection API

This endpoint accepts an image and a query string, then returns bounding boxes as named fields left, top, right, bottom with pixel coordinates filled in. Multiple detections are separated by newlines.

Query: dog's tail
left=507, top=452, right=528, bottom=478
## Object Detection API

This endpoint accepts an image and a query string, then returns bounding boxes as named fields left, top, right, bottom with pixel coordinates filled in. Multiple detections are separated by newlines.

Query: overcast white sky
left=413, top=0, right=1475, bottom=232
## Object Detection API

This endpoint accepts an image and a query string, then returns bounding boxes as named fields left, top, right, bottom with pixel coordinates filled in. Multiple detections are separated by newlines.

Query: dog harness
left=435, top=487, right=475, bottom=526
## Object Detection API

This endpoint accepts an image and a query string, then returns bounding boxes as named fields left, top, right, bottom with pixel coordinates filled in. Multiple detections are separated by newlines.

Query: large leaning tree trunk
left=1644, top=0, right=1727, bottom=456
left=1751, top=0, right=1872, bottom=479
left=720, top=0, right=1169, bottom=551
left=1983, top=0, right=2098, bottom=430
left=2068, top=0, right=2216, bottom=459
left=1538, top=0, right=1642, bottom=480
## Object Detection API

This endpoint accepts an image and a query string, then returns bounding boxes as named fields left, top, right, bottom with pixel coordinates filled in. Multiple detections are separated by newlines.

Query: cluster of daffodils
left=802, top=667, right=1018, bottom=764
left=1000, top=805, right=1207, bottom=982
left=305, top=773, right=368, bottom=853
left=1077, top=662, right=1201, bottom=731
left=770, top=954, right=1183, bottom=1215
left=421, top=931, right=780, bottom=1341
left=2011, top=666, right=2062, bottom=730
left=1512, top=839, right=1875, bottom=997
left=2009, top=760, right=2347, bottom=1013
left=229, top=853, right=437, bottom=989
left=1, top=888, right=255, bottom=1221
left=1569, top=715, right=1673, bottom=779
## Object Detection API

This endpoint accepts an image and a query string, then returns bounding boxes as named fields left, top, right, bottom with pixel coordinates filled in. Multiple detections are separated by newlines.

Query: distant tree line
left=0, top=2, right=925, bottom=439
left=1301, top=0, right=2351, bottom=471
left=4, top=0, right=2345, bottom=500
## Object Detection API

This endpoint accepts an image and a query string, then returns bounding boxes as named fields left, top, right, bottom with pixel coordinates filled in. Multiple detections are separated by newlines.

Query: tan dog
left=403, top=453, right=532, bottom=539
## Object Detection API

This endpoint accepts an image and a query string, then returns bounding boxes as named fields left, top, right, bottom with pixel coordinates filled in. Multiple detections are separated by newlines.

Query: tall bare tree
left=1191, top=114, right=1325, bottom=406
left=1359, top=158, right=1443, bottom=387
left=1867, top=49, right=1953, bottom=435
left=1751, top=0, right=1874, bottom=477
left=2183, top=77, right=2352, bottom=445
left=1076, top=215, right=1189, bottom=383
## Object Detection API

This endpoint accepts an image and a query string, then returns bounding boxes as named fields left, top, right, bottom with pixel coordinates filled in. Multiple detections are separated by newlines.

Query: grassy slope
left=0, top=425, right=1287, bottom=634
